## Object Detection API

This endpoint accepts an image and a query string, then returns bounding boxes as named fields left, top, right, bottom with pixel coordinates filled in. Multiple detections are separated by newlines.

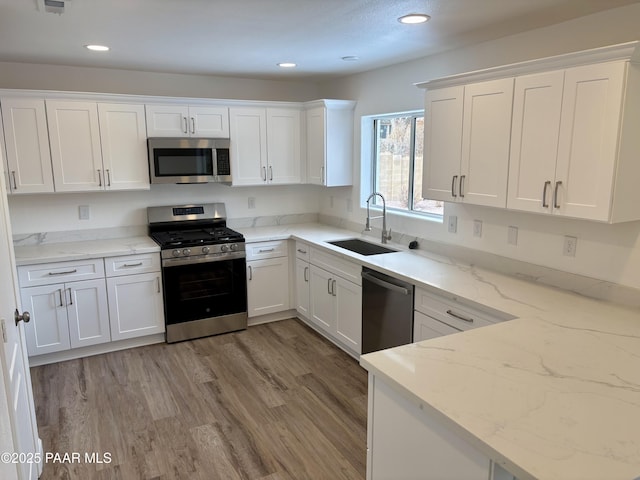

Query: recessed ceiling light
left=341, top=56, right=359, bottom=62
left=85, top=44, right=110, bottom=52
left=398, top=13, right=430, bottom=24
left=277, top=62, right=297, bottom=68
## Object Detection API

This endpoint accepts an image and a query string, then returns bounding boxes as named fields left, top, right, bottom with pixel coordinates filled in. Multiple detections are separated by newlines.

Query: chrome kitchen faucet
left=365, top=192, right=392, bottom=244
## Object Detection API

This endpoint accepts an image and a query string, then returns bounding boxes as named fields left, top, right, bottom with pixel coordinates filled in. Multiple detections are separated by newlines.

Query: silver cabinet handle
left=553, top=181, right=562, bottom=209
left=248, top=265, right=253, bottom=281
left=332, top=279, right=337, bottom=296
left=262, top=166, right=267, bottom=181
left=269, top=166, right=273, bottom=181
left=48, top=269, right=77, bottom=276
left=156, top=276, right=161, bottom=293
left=11, top=171, right=17, bottom=190
left=183, top=116, right=188, bottom=134
left=297, top=248, right=307, bottom=254
left=446, top=309, right=474, bottom=323
left=123, top=262, right=143, bottom=268
left=459, top=175, right=465, bottom=198
left=190, top=117, right=195, bottom=135
left=304, top=266, right=309, bottom=282
left=258, top=248, right=274, bottom=253
left=451, top=175, right=458, bottom=197
left=106, top=169, right=111, bottom=187
left=67, top=288, right=73, bottom=306
left=542, top=180, right=551, bottom=208
left=97, top=169, right=102, bottom=187
left=327, top=278, right=332, bottom=294
left=58, top=289, right=64, bottom=307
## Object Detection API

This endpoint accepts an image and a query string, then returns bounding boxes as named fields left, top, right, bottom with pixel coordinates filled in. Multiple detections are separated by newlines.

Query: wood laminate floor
left=30, top=319, right=368, bottom=480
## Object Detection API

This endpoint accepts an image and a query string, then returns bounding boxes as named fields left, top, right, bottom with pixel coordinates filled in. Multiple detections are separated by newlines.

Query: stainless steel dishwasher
left=361, top=267, right=415, bottom=354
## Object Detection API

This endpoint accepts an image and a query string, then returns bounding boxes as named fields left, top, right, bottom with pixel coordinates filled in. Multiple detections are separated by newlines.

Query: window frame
left=369, top=110, right=443, bottom=221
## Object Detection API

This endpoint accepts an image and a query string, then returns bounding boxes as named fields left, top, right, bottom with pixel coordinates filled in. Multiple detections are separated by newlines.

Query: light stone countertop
left=13, top=223, right=640, bottom=478
left=13, top=236, right=160, bottom=266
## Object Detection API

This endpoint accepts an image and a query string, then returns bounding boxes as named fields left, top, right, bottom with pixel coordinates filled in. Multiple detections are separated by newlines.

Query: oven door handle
left=162, top=251, right=246, bottom=267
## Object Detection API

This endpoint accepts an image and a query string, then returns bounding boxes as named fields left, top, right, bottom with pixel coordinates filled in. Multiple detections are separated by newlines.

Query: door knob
left=14, top=309, right=30, bottom=326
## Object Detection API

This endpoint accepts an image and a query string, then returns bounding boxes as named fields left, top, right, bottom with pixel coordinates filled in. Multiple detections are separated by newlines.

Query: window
left=371, top=113, right=443, bottom=217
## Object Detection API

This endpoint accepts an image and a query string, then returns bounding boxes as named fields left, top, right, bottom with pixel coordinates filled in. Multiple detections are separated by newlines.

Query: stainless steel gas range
left=147, top=203, right=247, bottom=343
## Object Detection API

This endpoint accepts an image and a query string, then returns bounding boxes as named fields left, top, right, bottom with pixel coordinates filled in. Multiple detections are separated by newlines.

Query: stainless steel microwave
left=147, top=137, right=232, bottom=184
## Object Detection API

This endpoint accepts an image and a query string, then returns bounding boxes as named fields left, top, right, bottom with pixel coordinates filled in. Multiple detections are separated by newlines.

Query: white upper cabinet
left=423, top=78, right=513, bottom=208
left=229, top=106, right=301, bottom=186
left=0, top=97, right=54, bottom=194
left=98, top=103, right=149, bottom=190
left=508, top=61, right=637, bottom=222
left=47, top=100, right=104, bottom=192
left=145, top=104, right=229, bottom=138
left=46, top=100, right=149, bottom=192
left=420, top=41, right=640, bottom=223
left=305, top=100, right=355, bottom=186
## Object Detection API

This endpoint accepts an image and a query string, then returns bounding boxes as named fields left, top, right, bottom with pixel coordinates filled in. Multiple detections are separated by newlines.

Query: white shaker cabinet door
left=20, top=283, right=70, bottom=356
left=145, top=104, right=190, bottom=137
left=190, top=106, right=229, bottom=138
left=107, top=273, right=165, bottom=341
left=229, top=107, right=268, bottom=185
left=295, top=257, right=311, bottom=319
left=47, top=100, right=103, bottom=192
left=98, top=103, right=150, bottom=191
left=266, top=108, right=301, bottom=184
left=507, top=70, right=564, bottom=214
left=247, top=257, right=290, bottom=317
left=66, top=279, right=111, bottom=349
left=309, top=265, right=335, bottom=334
left=423, top=86, right=464, bottom=202
left=334, top=276, right=361, bottom=355
left=555, top=61, right=626, bottom=221
left=0, top=97, right=54, bottom=194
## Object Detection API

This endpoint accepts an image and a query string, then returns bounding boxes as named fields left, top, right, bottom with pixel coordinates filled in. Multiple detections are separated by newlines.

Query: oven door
left=162, top=257, right=247, bottom=326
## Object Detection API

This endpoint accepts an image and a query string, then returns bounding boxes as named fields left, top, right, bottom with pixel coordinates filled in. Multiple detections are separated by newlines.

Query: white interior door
left=0, top=151, right=42, bottom=479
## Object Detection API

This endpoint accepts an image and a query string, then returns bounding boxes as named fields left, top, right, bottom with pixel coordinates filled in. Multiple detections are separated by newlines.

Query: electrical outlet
left=79, top=205, right=90, bottom=220
left=507, top=226, right=518, bottom=246
left=473, top=220, right=482, bottom=238
left=448, top=215, right=457, bottom=233
left=248, top=197, right=256, bottom=209
left=563, top=235, right=577, bottom=257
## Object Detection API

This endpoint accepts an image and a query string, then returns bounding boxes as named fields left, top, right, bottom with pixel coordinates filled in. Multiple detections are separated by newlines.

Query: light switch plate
left=507, top=226, right=518, bottom=246
left=248, top=197, right=256, bottom=209
left=448, top=215, right=457, bottom=233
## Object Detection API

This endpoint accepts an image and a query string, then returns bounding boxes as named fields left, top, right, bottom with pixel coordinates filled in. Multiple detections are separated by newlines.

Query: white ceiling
left=0, top=0, right=639, bottom=80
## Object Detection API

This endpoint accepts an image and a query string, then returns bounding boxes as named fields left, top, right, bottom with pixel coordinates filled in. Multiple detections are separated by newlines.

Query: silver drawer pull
left=48, top=269, right=78, bottom=276
left=297, top=248, right=307, bottom=254
left=123, top=262, right=143, bottom=268
left=446, top=309, right=474, bottom=323
left=258, top=248, right=275, bottom=253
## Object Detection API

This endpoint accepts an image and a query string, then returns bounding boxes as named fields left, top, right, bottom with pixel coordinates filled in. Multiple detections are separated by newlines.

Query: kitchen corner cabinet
left=46, top=100, right=149, bottom=192
left=246, top=240, right=290, bottom=317
left=0, top=97, right=54, bottom=194
left=507, top=61, right=640, bottom=222
left=145, top=104, right=229, bottom=138
left=422, top=78, right=513, bottom=208
left=308, top=247, right=361, bottom=356
left=305, top=100, right=356, bottom=186
left=229, top=107, right=301, bottom=186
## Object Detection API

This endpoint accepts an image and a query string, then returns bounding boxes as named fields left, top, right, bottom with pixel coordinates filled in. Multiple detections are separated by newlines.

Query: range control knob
left=220, top=244, right=229, bottom=253
left=202, top=246, right=210, bottom=254
left=229, top=243, right=237, bottom=251
left=182, top=248, right=191, bottom=256
left=172, top=249, right=181, bottom=257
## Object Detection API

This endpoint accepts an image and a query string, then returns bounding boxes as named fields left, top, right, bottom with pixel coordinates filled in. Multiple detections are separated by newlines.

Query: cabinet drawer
left=310, top=246, right=361, bottom=285
left=246, top=240, right=288, bottom=260
left=295, top=241, right=310, bottom=261
left=415, top=287, right=498, bottom=332
left=104, top=253, right=161, bottom=277
left=18, top=258, right=105, bottom=287
left=413, top=311, right=461, bottom=342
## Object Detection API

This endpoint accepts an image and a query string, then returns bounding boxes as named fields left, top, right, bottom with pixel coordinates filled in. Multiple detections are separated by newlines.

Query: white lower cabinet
left=17, top=253, right=164, bottom=360
left=106, top=273, right=164, bottom=341
left=367, top=373, right=517, bottom=480
left=295, top=255, right=311, bottom=318
left=246, top=240, right=290, bottom=317
left=307, top=246, right=362, bottom=356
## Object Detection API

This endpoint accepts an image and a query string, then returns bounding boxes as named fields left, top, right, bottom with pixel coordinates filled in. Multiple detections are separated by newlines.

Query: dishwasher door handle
left=362, top=271, right=411, bottom=295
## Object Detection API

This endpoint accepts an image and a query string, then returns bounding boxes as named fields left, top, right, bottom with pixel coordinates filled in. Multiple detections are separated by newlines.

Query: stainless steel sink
left=327, top=238, right=398, bottom=256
